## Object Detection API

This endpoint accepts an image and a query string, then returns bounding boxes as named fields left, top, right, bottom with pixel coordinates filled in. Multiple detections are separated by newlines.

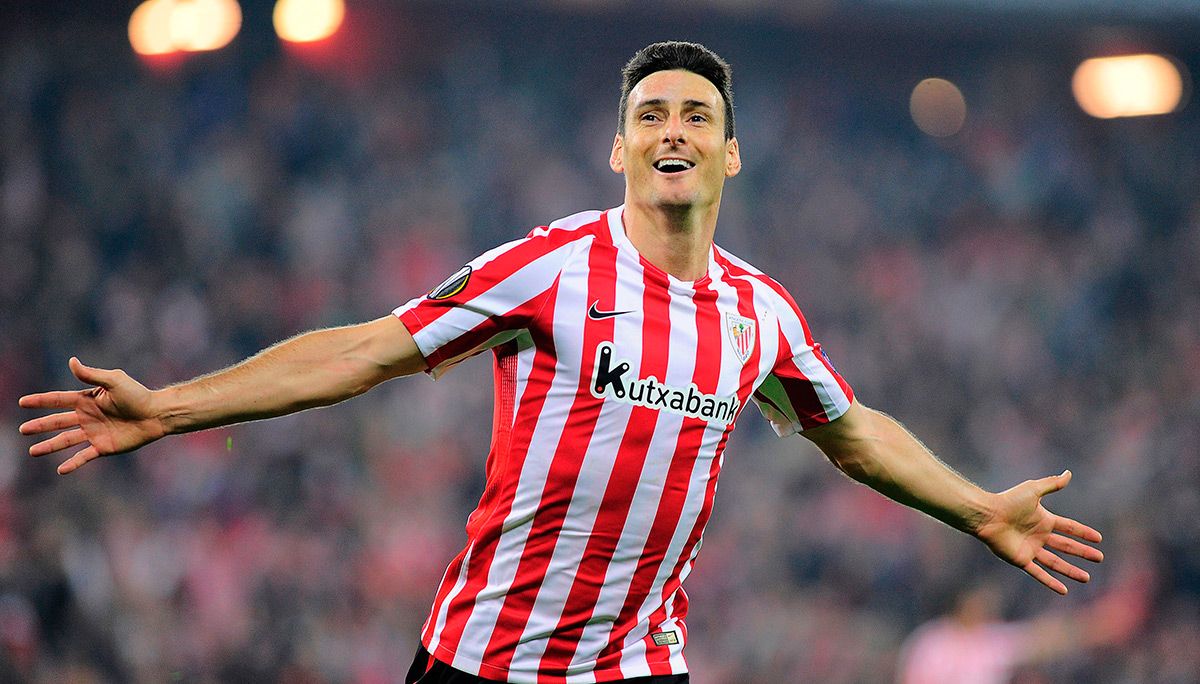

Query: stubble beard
left=651, top=179, right=719, bottom=229
left=656, top=198, right=697, bottom=227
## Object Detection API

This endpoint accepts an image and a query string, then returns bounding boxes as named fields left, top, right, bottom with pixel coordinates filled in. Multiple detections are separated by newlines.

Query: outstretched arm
left=801, top=400, right=1103, bottom=594
left=19, top=315, right=424, bottom=475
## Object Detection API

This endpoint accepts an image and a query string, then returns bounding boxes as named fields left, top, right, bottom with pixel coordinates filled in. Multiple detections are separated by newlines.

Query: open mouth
left=653, top=159, right=695, bottom=174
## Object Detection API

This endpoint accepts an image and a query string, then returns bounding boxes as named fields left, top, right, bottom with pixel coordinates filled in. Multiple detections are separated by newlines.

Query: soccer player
left=19, top=42, right=1103, bottom=684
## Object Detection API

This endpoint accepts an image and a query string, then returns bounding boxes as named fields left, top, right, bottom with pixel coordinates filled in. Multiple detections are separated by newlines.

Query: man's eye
left=690, top=115, right=708, bottom=123
left=641, top=113, right=661, bottom=122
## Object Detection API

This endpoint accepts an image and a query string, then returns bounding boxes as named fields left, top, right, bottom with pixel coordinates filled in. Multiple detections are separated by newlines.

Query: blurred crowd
left=2, top=5, right=1199, bottom=683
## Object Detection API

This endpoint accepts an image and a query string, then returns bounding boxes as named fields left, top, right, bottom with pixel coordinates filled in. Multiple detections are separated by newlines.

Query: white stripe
left=509, top=331, right=537, bottom=440
left=548, top=209, right=604, bottom=232
left=711, top=245, right=765, bottom=277
left=606, top=205, right=626, bottom=246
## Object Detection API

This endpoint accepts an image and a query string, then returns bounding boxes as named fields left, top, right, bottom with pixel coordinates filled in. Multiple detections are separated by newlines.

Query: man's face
left=610, top=69, right=741, bottom=211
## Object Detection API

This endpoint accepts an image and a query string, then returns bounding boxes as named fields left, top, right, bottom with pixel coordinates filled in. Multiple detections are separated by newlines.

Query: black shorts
left=405, top=645, right=690, bottom=684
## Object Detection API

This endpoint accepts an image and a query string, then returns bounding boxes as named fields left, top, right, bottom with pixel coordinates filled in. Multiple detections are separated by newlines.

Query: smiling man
left=613, top=65, right=741, bottom=281
left=19, top=42, right=1103, bottom=684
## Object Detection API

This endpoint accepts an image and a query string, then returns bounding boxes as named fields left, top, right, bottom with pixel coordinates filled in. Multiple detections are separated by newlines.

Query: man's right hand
left=19, top=316, right=426, bottom=475
left=18, top=357, right=166, bottom=475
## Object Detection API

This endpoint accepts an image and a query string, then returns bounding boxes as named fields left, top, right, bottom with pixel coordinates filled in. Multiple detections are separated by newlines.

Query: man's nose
left=662, top=114, right=686, bottom=144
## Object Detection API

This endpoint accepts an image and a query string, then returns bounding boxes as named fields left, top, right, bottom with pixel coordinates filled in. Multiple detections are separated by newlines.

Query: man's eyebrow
left=634, top=98, right=715, bottom=110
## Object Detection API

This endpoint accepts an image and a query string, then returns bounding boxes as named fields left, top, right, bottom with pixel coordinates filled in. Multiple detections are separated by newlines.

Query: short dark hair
left=619, top=41, right=735, bottom=140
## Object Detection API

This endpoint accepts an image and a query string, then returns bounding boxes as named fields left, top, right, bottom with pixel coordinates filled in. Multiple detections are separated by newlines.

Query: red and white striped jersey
left=393, top=206, right=853, bottom=683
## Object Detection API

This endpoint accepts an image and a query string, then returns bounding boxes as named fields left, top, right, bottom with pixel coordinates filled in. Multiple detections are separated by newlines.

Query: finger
left=1024, top=560, right=1068, bottom=595
left=29, top=429, right=88, bottom=457
left=19, top=411, right=80, bottom=436
left=1053, top=515, right=1103, bottom=543
left=1035, top=469, right=1072, bottom=497
left=1046, top=533, right=1104, bottom=563
left=1036, top=548, right=1091, bottom=583
left=58, top=445, right=99, bottom=475
left=18, top=391, right=84, bottom=410
left=69, top=357, right=121, bottom=390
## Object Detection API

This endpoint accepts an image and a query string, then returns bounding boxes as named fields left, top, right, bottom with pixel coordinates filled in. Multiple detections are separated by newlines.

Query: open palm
left=18, top=357, right=166, bottom=474
left=974, top=470, right=1104, bottom=594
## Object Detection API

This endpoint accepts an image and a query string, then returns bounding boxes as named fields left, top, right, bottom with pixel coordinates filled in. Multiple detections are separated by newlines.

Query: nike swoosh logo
left=588, top=301, right=633, bottom=320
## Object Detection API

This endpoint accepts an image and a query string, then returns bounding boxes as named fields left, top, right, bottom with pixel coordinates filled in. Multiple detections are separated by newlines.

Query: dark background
left=2, top=1, right=1197, bottom=681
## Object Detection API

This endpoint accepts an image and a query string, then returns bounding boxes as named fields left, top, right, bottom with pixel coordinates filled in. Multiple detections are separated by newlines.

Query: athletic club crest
left=725, top=312, right=756, bottom=364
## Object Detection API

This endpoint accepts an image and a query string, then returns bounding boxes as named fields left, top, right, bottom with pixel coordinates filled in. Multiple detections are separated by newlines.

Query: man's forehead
left=629, top=69, right=722, bottom=108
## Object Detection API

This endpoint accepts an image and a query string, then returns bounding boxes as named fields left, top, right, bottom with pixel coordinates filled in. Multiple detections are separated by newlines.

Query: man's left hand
left=974, top=470, right=1104, bottom=594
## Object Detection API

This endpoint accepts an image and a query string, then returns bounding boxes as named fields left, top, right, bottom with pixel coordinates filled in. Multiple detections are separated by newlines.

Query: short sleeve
left=751, top=287, right=854, bottom=437
left=393, top=226, right=579, bottom=378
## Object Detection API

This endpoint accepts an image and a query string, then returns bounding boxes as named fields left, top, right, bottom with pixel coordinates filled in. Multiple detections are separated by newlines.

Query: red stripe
left=420, top=545, right=470, bottom=648
left=537, top=258, right=672, bottom=673
left=427, top=282, right=563, bottom=659
left=773, top=326, right=829, bottom=428
left=479, top=237, right=622, bottom=670
left=469, top=340, right=521, bottom=539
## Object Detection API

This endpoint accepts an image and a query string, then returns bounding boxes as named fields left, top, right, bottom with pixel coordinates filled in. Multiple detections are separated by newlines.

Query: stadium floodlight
left=274, top=0, right=346, bottom=44
left=1072, top=54, right=1185, bottom=119
left=129, top=0, right=241, bottom=56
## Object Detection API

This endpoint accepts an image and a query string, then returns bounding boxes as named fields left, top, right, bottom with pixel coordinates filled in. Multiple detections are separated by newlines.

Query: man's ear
left=725, top=137, right=742, bottom=178
left=609, top=133, right=625, bottom=174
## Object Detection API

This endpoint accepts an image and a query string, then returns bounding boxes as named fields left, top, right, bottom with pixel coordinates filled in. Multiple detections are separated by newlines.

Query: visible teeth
left=655, top=159, right=694, bottom=171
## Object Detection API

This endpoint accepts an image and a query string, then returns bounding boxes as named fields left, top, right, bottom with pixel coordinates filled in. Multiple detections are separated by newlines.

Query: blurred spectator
left=896, top=569, right=1151, bottom=684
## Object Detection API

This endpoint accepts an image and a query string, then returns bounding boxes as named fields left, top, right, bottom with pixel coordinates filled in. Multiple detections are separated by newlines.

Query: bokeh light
left=274, top=0, right=346, bottom=43
left=129, top=0, right=176, bottom=56
left=168, top=0, right=242, bottom=52
left=1073, top=54, right=1185, bottom=119
left=910, top=78, right=967, bottom=137
left=129, top=0, right=241, bottom=56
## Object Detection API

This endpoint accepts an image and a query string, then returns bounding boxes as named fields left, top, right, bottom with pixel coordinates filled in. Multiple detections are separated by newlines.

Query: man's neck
left=622, top=200, right=719, bottom=282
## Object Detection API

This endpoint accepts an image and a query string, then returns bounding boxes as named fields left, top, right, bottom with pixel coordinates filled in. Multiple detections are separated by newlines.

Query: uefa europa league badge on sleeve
left=428, top=265, right=472, bottom=300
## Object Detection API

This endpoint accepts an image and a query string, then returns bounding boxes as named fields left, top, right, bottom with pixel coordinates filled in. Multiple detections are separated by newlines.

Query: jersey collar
left=606, top=205, right=719, bottom=290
